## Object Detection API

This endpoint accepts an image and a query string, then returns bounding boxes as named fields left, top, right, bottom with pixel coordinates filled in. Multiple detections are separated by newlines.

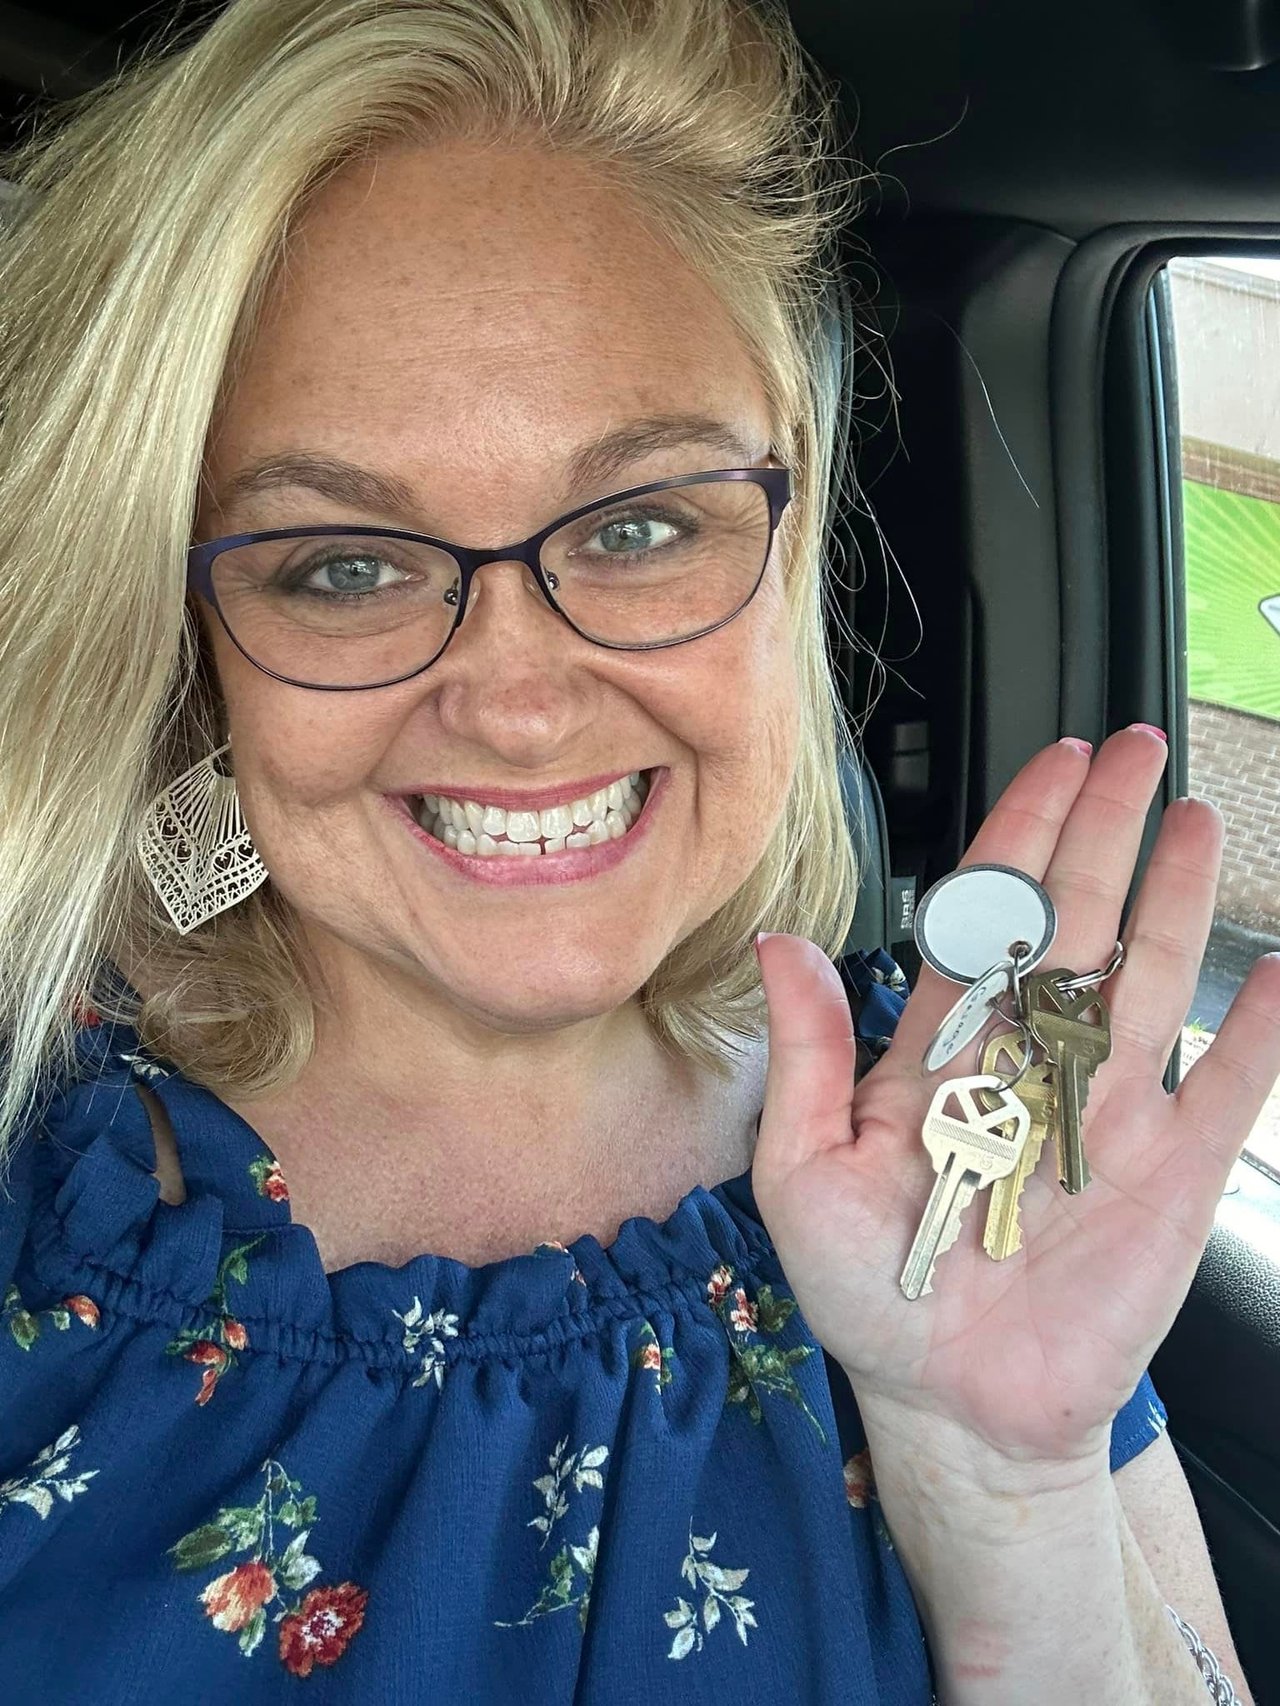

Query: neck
left=211, top=931, right=767, bottom=1270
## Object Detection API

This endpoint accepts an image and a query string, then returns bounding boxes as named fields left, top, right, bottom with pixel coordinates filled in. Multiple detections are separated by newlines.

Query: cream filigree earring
left=137, top=742, right=268, bottom=934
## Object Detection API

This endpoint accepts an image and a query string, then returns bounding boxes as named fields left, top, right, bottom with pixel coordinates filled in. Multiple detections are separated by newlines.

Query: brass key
left=900, top=1074, right=1031, bottom=1300
left=1023, top=971, right=1112, bottom=1195
left=978, top=1031, right=1056, bottom=1260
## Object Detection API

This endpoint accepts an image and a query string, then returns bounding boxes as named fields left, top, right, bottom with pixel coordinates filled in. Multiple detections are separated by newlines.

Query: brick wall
left=1187, top=700, right=1280, bottom=930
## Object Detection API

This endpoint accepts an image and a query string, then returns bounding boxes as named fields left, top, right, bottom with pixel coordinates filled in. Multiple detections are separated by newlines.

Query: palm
left=751, top=730, right=1280, bottom=1463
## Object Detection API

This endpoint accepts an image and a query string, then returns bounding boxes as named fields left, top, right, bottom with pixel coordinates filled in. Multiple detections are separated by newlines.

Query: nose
left=428, top=557, right=599, bottom=764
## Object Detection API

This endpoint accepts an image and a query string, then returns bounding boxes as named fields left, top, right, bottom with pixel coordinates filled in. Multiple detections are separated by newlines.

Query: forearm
left=856, top=1399, right=1221, bottom=1706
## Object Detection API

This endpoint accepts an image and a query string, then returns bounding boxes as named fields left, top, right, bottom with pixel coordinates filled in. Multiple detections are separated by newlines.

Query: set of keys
left=899, top=863, right=1123, bottom=1300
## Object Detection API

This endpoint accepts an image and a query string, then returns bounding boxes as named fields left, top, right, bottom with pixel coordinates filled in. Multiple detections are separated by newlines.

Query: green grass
left=1183, top=479, right=1280, bottom=721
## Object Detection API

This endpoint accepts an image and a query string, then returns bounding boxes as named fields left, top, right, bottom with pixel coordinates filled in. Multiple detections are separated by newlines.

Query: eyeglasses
left=186, top=465, right=792, bottom=691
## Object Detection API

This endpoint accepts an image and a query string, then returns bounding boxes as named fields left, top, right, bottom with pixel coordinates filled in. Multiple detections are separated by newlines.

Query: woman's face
left=197, top=140, right=801, bottom=1034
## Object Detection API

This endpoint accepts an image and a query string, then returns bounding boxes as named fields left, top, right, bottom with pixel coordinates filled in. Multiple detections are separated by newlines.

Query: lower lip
left=388, top=769, right=667, bottom=886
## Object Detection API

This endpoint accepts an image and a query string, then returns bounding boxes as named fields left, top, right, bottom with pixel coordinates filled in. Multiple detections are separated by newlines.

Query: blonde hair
left=0, top=0, right=870, bottom=1178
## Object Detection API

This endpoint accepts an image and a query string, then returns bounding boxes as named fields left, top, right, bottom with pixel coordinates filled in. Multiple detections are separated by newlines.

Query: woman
left=0, top=1, right=1273, bottom=1700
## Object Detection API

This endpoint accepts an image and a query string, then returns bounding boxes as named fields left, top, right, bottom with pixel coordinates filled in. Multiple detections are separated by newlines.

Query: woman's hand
left=751, top=726, right=1280, bottom=1468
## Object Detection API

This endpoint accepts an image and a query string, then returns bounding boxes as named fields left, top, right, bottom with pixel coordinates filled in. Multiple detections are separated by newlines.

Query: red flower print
left=63, top=1295, right=100, bottom=1328
left=196, top=1367, right=219, bottom=1405
left=200, top=1561, right=278, bottom=1632
left=639, top=1341, right=663, bottom=1372
left=263, top=1163, right=289, bottom=1202
left=222, top=1319, right=249, bottom=1351
left=843, top=1447, right=876, bottom=1509
left=706, top=1263, right=733, bottom=1308
left=187, top=1339, right=230, bottom=1368
left=278, top=1583, right=368, bottom=1676
left=729, top=1287, right=758, bottom=1333
left=71, top=999, right=100, bottom=1029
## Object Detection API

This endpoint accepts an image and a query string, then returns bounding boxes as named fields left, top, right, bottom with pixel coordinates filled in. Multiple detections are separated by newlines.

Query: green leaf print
left=3, top=1282, right=101, bottom=1351
left=0, top=1425, right=99, bottom=1523
left=705, top=1264, right=828, bottom=1446
left=170, top=1523, right=235, bottom=1571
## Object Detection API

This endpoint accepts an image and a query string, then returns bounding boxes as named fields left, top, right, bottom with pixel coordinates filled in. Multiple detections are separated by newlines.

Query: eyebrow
left=218, top=414, right=762, bottom=526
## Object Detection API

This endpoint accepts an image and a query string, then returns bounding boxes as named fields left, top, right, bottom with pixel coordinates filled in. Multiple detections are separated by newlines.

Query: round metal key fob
left=914, top=863, right=1057, bottom=986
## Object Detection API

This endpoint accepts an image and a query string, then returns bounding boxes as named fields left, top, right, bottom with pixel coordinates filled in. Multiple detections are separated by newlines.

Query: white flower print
left=527, top=1435, right=609, bottom=1551
left=664, top=1526, right=757, bottom=1659
left=391, top=1296, right=460, bottom=1389
left=1148, top=1400, right=1169, bottom=1436
left=0, top=1424, right=98, bottom=1521
left=118, top=1049, right=171, bottom=1082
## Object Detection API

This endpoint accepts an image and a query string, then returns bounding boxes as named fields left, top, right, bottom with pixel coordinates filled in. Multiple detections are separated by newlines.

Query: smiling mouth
left=409, top=770, right=653, bottom=858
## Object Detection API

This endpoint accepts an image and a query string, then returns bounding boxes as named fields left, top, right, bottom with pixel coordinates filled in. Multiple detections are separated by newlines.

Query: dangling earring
left=137, top=741, right=268, bottom=934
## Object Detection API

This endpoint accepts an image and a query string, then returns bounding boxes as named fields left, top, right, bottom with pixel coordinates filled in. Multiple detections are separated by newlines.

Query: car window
left=1164, top=254, right=1280, bottom=1177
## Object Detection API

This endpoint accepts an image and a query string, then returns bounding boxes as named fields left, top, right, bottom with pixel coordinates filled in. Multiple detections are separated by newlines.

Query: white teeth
left=539, top=803, right=573, bottom=839
left=418, top=770, right=650, bottom=857
left=506, top=810, right=540, bottom=842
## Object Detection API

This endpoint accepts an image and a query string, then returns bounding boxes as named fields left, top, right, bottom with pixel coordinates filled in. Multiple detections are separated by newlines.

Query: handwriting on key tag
left=923, top=959, right=1015, bottom=1073
left=977, top=1032, right=1056, bottom=1260
left=900, top=1075, right=1031, bottom=1300
left=1023, top=972, right=1113, bottom=1196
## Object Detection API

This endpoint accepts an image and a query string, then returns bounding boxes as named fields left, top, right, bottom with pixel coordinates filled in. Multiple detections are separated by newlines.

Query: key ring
left=1054, top=940, right=1126, bottom=993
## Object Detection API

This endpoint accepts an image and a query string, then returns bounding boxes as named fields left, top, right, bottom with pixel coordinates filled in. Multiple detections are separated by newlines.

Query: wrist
left=851, top=1385, right=1114, bottom=1540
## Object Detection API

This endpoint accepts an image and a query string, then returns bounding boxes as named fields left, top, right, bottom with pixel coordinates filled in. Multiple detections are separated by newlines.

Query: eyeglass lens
left=208, top=475, right=773, bottom=688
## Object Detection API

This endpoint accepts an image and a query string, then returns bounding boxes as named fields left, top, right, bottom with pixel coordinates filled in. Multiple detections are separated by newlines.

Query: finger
left=1176, top=953, right=1280, bottom=1170
left=1039, top=726, right=1169, bottom=972
left=754, top=933, right=858, bottom=1176
left=1105, top=798, right=1224, bottom=1071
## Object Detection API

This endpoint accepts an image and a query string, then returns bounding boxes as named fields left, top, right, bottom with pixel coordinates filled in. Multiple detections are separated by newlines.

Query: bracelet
left=1166, top=1605, right=1241, bottom=1704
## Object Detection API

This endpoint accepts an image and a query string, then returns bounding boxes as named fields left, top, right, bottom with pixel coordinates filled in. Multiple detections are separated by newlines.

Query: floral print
left=0, top=1425, right=98, bottom=1521
left=391, top=1295, right=460, bottom=1389
left=164, top=1237, right=265, bottom=1404
left=631, top=1319, right=676, bottom=1390
left=494, top=1436, right=609, bottom=1632
left=707, top=1262, right=828, bottom=1446
left=843, top=1446, right=896, bottom=1552
left=169, top=1457, right=368, bottom=1674
left=665, top=1526, right=757, bottom=1660
left=3, top=1283, right=99, bottom=1351
left=248, top=1153, right=290, bottom=1202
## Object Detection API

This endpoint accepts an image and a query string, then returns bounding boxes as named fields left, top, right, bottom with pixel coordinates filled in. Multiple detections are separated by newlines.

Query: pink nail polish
left=1058, top=738, right=1093, bottom=756
left=1129, top=723, right=1168, bottom=742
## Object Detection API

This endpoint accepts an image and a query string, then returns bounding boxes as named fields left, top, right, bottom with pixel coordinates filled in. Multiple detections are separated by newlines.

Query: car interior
left=1, top=1, right=1277, bottom=1698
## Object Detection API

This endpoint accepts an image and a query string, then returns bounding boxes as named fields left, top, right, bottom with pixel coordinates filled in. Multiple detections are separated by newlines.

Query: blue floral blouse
left=0, top=950, right=1168, bottom=1703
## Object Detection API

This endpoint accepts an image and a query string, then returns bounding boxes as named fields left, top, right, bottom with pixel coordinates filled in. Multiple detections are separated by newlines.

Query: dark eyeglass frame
left=186, top=464, right=792, bottom=692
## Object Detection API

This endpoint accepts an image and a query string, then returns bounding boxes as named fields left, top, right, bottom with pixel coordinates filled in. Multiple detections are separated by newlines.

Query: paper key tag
left=913, top=863, right=1057, bottom=986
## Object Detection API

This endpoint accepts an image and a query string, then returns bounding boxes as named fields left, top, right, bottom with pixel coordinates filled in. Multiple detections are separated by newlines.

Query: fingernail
left=755, top=932, right=778, bottom=952
left=1129, top=723, right=1168, bottom=742
left=1058, top=738, right=1093, bottom=756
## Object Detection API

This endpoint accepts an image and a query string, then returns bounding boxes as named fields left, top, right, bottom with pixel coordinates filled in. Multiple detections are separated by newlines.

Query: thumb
left=755, top=933, right=859, bottom=1178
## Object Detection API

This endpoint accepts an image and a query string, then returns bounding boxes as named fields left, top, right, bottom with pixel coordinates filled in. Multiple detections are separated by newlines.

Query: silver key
left=900, top=1074, right=1032, bottom=1300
